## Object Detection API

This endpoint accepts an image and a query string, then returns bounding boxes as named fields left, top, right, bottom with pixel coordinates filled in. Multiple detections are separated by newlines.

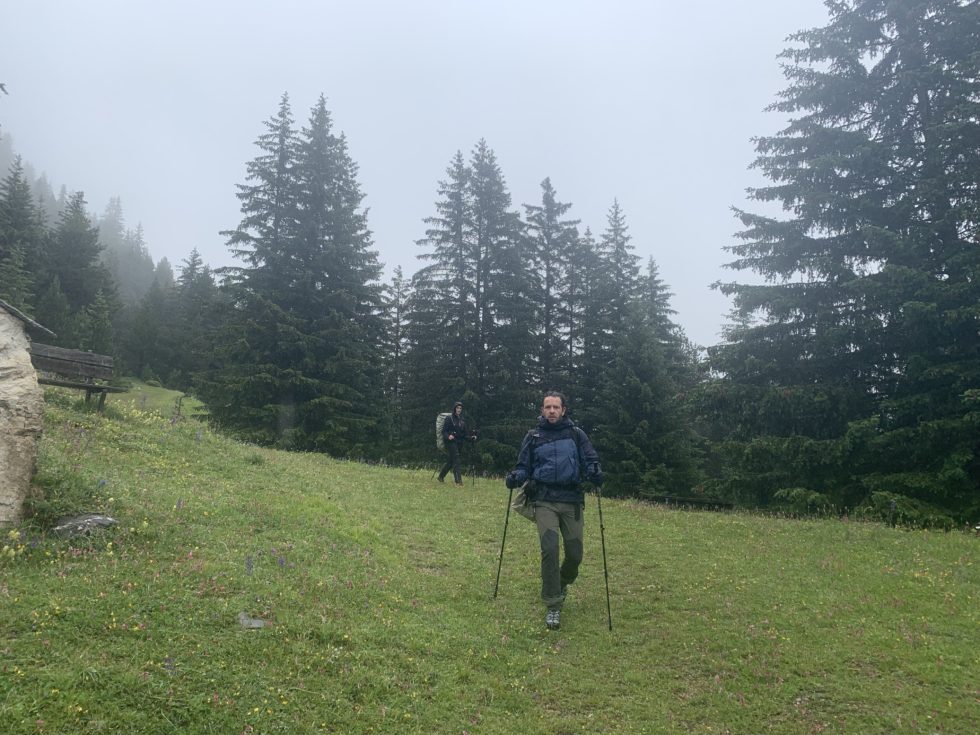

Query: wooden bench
left=28, top=342, right=127, bottom=411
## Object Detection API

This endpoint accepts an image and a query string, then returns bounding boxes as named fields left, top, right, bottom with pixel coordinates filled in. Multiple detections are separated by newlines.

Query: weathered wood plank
left=27, top=342, right=125, bottom=413
left=29, top=343, right=114, bottom=368
left=35, top=377, right=126, bottom=393
left=29, top=343, right=114, bottom=381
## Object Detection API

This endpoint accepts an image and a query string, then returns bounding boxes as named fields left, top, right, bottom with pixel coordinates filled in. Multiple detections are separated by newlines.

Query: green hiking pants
left=534, top=501, right=584, bottom=609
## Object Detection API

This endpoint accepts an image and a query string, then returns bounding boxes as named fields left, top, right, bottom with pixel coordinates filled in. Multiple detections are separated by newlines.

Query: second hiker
left=438, top=401, right=476, bottom=486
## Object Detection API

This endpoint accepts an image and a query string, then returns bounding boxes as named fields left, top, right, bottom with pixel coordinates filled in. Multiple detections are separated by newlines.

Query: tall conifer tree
left=0, top=157, right=39, bottom=309
left=380, top=265, right=410, bottom=444
left=199, top=95, right=383, bottom=455
left=581, top=207, right=700, bottom=496
left=34, top=191, right=117, bottom=347
left=524, top=177, right=579, bottom=389
left=467, top=141, right=527, bottom=416
left=706, top=0, right=980, bottom=523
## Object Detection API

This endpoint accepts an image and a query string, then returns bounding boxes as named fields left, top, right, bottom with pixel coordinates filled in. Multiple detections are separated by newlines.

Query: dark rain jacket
left=441, top=413, right=469, bottom=445
left=511, top=416, right=600, bottom=505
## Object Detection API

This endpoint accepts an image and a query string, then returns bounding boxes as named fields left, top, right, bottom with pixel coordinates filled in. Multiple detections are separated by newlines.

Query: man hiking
left=505, top=391, right=602, bottom=630
left=438, top=401, right=476, bottom=486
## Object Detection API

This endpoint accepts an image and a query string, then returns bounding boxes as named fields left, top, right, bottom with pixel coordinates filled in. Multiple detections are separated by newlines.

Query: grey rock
left=237, top=612, right=266, bottom=629
left=0, top=311, right=45, bottom=525
left=52, top=513, right=118, bottom=537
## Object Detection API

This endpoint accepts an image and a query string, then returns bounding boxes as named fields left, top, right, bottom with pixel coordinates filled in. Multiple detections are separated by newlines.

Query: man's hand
left=448, top=434, right=455, bottom=442
left=587, top=463, right=604, bottom=487
left=505, top=471, right=520, bottom=490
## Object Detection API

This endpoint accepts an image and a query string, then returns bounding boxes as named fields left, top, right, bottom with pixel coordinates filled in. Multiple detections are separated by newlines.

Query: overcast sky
left=1, top=0, right=831, bottom=347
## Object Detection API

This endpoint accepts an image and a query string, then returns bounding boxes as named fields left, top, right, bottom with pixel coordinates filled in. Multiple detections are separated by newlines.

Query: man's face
left=454, top=405, right=463, bottom=416
left=541, top=396, right=565, bottom=424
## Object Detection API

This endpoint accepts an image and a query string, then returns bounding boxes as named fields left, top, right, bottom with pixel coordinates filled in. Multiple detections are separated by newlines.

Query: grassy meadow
left=0, top=386, right=977, bottom=734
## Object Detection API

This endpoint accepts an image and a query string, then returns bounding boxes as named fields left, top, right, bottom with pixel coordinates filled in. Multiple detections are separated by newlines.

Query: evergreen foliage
left=398, top=262, right=461, bottom=460
left=575, top=205, right=702, bottom=497
left=524, top=177, right=579, bottom=389
left=402, top=143, right=540, bottom=467
left=402, top=150, right=700, bottom=488
left=26, top=27, right=977, bottom=520
left=116, top=277, right=179, bottom=384
left=705, top=0, right=980, bottom=524
left=468, top=141, right=535, bottom=443
left=97, top=197, right=156, bottom=306
left=82, top=289, right=114, bottom=354
left=380, top=265, right=410, bottom=443
left=0, top=241, right=32, bottom=310
left=171, top=249, right=222, bottom=389
left=0, top=157, right=40, bottom=309
left=196, top=94, right=384, bottom=456
left=25, top=191, right=119, bottom=347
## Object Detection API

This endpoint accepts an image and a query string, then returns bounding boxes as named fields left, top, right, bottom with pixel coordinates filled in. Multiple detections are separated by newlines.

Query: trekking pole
left=595, top=484, right=613, bottom=631
left=470, top=432, right=479, bottom=486
left=493, top=485, right=514, bottom=599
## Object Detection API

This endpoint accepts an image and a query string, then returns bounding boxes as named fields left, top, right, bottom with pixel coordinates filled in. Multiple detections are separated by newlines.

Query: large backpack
left=435, top=412, right=451, bottom=450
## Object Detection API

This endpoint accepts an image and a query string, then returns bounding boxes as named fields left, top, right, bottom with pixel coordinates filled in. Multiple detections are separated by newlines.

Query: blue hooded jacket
left=512, top=416, right=600, bottom=504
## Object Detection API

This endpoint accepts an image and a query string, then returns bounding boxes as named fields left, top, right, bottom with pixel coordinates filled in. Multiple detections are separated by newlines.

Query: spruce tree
left=400, top=156, right=468, bottom=460
left=599, top=200, right=640, bottom=326
left=33, top=276, right=71, bottom=344
left=199, top=95, right=384, bottom=455
left=0, top=157, right=40, bottom=310
left=0, top=243, right=32, bottom=311
left=32, top=174, right=60, bottom=227
left=399, top=263, right=461, bottom=459
left=43, top=192, right=109, bottom=309
left=291, top=95, right=384, bottom=453
left=523, top=177, right=579, bottom=389
left=110, top=217, right=156, bottom=305
left=407, top=141, right=529, bottom=466
left=583, top=212, right=701, bottom=497
left=170, top=248, right=221, bottom=389
left=198, top=94, right=302, bottom=444
left=416, top=150, right=474, bottom=390
left=707, top=0, right=980, bottom=523
left=574, top=202, right=641, bottom=430
left=380, top=265, right=410, bottom=445
left=96, top=196, right=126, bottom=298
left=34, top=191, right=117, bottom=347
left=591, top=302, right=701, bottom=497
left=467, top=141, right=528, bottom=422
left=118, top=279, right=177, bottom=382
left=82, top=289, right=114, bottom=354
left=569, top=228, right=605, bottom=411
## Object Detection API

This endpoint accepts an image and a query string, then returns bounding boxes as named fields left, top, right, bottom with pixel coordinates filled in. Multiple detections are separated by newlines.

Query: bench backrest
left=29, top=342, right=114, bottom=381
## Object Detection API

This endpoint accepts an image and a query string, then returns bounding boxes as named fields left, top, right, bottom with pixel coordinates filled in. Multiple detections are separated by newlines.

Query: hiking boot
left=545, top=608, right=561, bottom=630
left=437, top=475, right=445, bottom=483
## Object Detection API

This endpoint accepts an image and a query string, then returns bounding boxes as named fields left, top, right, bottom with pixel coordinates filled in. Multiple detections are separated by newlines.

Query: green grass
left=108, top=380, right=205, bottom=419
left=1, top=391, right=977, bottom=734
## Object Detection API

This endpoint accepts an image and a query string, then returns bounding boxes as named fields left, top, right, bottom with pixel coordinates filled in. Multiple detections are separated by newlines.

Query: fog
left=1, top=1, right=830, bottom=347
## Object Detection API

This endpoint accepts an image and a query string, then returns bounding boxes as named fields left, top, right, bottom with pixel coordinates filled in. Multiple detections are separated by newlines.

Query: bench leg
left=98, top=391, right=108, bottom=413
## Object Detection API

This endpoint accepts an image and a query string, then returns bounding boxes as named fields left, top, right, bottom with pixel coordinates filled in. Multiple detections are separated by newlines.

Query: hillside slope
left=1, top=390, right=977, bottom=734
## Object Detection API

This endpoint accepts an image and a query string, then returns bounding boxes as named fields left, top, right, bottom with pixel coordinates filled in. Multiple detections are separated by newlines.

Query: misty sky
left=1, top=1, right=831, bottom=347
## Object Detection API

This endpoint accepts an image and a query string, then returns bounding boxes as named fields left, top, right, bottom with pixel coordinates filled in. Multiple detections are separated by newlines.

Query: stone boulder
left=51, top=513, right=118, bottom=538
left=0, top=310, right=44, bottom=525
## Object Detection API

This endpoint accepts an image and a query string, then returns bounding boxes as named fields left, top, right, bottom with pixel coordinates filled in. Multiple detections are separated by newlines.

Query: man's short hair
left=542, top=391, right=567, bottom=408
